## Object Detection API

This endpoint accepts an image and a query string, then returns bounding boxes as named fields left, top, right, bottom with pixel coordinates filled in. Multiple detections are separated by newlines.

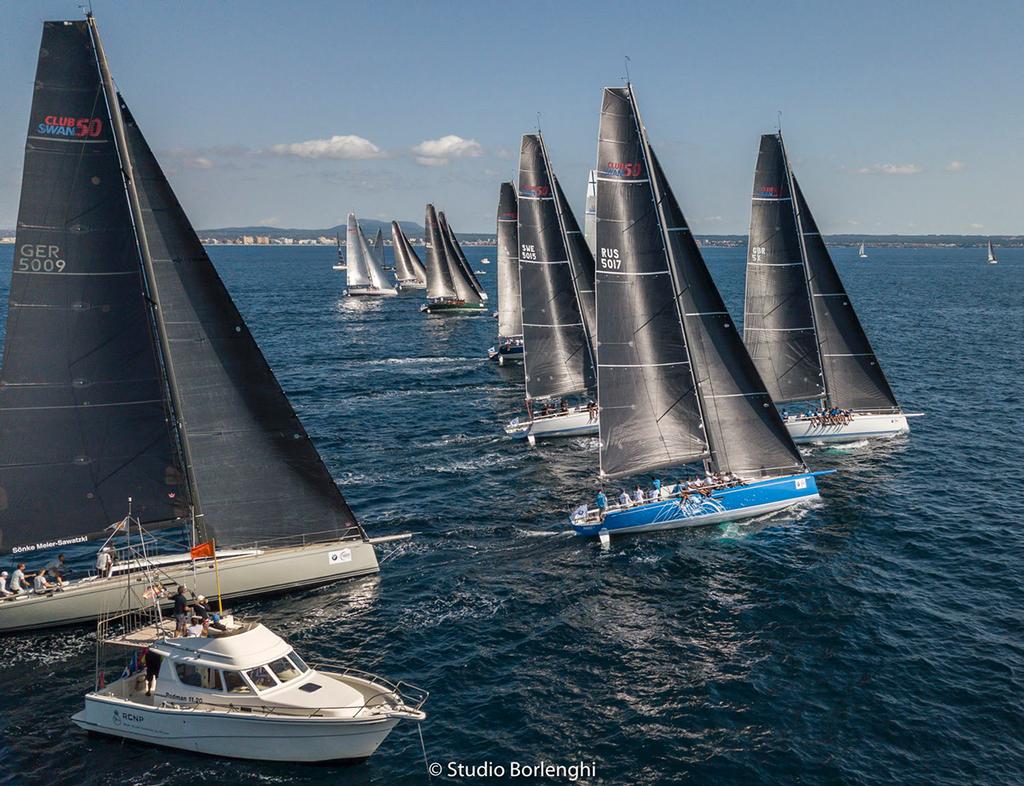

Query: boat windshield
left=245, top=665, right=277, bottom=690
left=267, top=655, right=303, bottom=683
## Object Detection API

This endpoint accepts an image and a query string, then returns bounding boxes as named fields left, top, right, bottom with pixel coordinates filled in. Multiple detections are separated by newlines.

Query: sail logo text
left=756, top=185, right=781, bottom=198
left=36, top=115, right=104, bottom=138
left=521, top=184, right=550, bottom=198
left=599, top=248, right=621, bottom=270
left=605, top=161, right=642, bottom=177
left=521, top=244, right=538, bottom=261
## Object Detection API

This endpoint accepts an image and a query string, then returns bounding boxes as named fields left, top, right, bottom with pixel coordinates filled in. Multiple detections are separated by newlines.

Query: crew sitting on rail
left=0, top=571, right=11, bottom=597
left=33, top=568, right=58, bottom=593
left=618, top=490, right=631, bottom=507
left=9, top=563, right=28, bottom=594
left=560, top=398, right=569, bottom=414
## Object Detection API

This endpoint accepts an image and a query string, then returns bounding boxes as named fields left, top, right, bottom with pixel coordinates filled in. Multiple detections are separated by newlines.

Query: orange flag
left=190, top=541, right=214, bottom=559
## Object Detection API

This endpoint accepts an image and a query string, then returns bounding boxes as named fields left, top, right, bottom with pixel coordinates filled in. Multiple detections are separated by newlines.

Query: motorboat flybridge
left=0, top=16, right=400, bottom=633
left=488, top=182, right=524, bottom=365
left=73, top=610, right=426, bottom=762
left=391, top=221, right=428, bottom=289
left=503, top=134, right=599, bottom=444
left=743, top=133, right=921, bottom=444
left=569, top=85, right=829, bottom=542
left=345, top=213, right=398, bottom=296
left=420, top=204, right=488, bottom=313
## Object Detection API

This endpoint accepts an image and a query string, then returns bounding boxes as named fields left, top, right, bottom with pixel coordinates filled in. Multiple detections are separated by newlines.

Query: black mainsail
left=551, top=174, right=597, bottom=370
left=792, top=176, right=900, bottom=412
left=0, top=20, right=186, bottom=552
left=496, top=182, right=522, bottom=338
left=517, top=133, right=593, bottom=401
left=423, top=204, right=457, bottom=300
left=0, top=17, right=364, bottom=554
left=596, top=86, right=804, bottom=479
left=391, top=221, right=426, bottom=283
left=743, top=134, right=825, bottom=404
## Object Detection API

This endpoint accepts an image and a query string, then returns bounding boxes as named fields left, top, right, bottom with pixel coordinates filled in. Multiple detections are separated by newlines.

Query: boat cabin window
left=289, top=652, right=310, bottom=673
left=268, top=656, right=303, bottom=683
left=222, top=670, right=251, bottom=694
left=245, top=665, right=278, bottom=690
left=175, top=663, right=223, bottom=691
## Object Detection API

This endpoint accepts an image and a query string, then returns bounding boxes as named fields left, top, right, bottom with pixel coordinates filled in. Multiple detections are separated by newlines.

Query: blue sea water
left=0, top=242, right=1021, bottom=785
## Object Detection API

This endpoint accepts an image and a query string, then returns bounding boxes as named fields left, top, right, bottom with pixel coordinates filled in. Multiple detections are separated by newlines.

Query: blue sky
left=1, top=0, right=1020, bottom=233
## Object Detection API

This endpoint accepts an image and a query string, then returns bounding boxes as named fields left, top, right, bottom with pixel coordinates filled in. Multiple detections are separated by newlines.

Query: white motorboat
left=72, top=616, right=426, bottom=763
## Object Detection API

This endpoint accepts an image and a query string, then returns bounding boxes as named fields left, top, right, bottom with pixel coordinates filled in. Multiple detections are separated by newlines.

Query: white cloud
left=969, top=222, right=984, bottom=229
left=946, top=160, right=966, bottom=171
left=269, top=134, right=385, bottom=160
left=186, top=156, right=214, bottom=170
left=848, top=219, right=861, bottom=226
left=411, top=135, right=484, bottom=166
left=856, top=163, right=922, bottom=175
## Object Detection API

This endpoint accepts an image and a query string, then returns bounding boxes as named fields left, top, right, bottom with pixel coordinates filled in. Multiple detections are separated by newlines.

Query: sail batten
left=496, top=182, right=522, bottom=338
left=517, top=134, right=594, bottom=401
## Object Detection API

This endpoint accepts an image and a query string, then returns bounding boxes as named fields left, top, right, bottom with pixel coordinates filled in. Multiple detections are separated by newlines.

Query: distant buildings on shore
left=195, top=235, right=495, bottom=247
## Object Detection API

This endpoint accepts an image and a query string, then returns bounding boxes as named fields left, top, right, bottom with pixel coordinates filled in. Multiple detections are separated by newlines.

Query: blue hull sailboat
left=570, top=85, right=828, bottom=540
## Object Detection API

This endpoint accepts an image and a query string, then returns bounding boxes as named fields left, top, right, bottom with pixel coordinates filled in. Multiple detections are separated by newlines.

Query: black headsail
left=438, top=212, right=484, bottom=304
left=115, top=93, right=362, bottom=542
left=0, top=20, right=186, bottom=553
left=518, top=133, right=594, bottom=401
left=496, top=182, right=522, bottom=338
left=423, top=204, right=457, bottom=300
left=440, top=213, right=486, bottom=301
left=649, top=146, right=805, bottom=478
left=391, top=221, right=426, bottom=283
left=371, top=227, right=386, bottom=268
left=594, top=89, right=707, bottom=478
left=792, top=176, right=900, bottom=412
left=551, top=174, right=597, bottom=371
left=743, top=134, right=825, bottom=404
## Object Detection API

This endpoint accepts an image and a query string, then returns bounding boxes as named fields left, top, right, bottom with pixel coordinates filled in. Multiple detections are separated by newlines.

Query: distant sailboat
left=584, top=169, right=598, bottom=256
left=569, top=85, right=828, bottom=542
left=420, top=205, right=487, bottom=313
left=345, top=214, right=397, bottom=296
left=744, top=132, right=920, bottom=444
left=391, top=221, right=427, bottom=289
left=987, top=239, right=998, bottom=264
left=371, top=226, right=393, bottom=271
left=440, top=213, right=487, bottom=302
left=504, top=133, right=598, bottom=445
left=858, top=242, right=868, bottom=259
left=488, top=182, right=524, bottom=365
left=333, top=232, right=347, bottom=270
left=0, top=14, right=382, bottom=631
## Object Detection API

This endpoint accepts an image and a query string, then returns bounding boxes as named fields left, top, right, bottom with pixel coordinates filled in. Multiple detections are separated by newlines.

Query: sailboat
left=504, top=133, right=598, bottom=445
left=0, top=16, right=394, bottom=632
left=440, top=212, right=488, bottom=300
left=333, top=232, right=347, bottom=270
left=391, top=221, right=427, bottom=289
left=370, top=226, right=393, bottom=271
left=858, top=242, right=868, bottom=259
left=584, top=169, right=598, bottom=256
left=488, top=182, right=524, bottom=365
left=987, top=239, right=998, bottom=264
left=420, top=205, right=487, bottom=313
left=744, top=132, right=919, bottom=444
left=569, top=86, right=828, bottom=542
left=344, top=213, right=397, bottom=296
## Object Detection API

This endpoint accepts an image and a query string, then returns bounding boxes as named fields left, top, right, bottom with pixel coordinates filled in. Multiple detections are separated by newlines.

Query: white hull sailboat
left=505, top=133, right=598, bottom=442
left=489, top=181, right=524, bottom=364
left=858, top=242, right=868, bottom=259
left=987, top=240, right=998, bottom=264
left=345, top=213, right=398, bottom=296
left=391, top=220, right=428, bottom=289
left=0, top=17, right=395, bottom=632
left=743, top=133, right=920, bottom=446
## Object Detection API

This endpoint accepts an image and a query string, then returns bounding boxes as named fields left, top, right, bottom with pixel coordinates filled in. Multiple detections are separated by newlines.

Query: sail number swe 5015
left=18, top=244, right=66, bottom=273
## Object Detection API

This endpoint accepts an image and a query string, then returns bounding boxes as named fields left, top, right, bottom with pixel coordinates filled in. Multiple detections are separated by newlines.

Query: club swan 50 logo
left=36, top=115, right=104, bottom=138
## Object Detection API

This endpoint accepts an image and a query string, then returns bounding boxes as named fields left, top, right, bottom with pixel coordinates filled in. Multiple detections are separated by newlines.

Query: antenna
left=777, top=110, right=783, bottom=133
left=536, top=112, right=542, bottom=134
left=623, top=55, right=632, bottom=85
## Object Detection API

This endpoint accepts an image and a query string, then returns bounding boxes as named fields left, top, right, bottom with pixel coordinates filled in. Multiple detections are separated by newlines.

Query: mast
left=778, top=132, right=829, bottom=408
left=88, top=13, right=203, bottom=532
left=626, top=85, right=710, bottom=471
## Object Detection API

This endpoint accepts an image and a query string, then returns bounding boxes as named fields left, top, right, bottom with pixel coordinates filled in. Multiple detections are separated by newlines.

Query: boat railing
left=572, top=481, right=744, bottom=523
left=229, top=526, right=366, bottom=552
left=311, top=660, right=430, bottom=713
